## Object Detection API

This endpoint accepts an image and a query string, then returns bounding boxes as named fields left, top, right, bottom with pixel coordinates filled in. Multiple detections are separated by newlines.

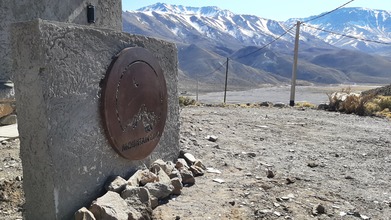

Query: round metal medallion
left=101, top=47, right=168, bottom=160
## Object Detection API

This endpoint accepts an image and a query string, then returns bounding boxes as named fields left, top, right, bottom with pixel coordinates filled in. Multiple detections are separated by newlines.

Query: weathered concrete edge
left=12, top=19, right=179, bottom=219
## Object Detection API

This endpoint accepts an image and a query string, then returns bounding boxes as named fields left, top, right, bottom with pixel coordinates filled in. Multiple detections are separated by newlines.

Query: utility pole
left=196, top=77, right=199, bottom=102
left=289, top=21, right=301, bottom=107
left=223, top=57, right=229, bottom=104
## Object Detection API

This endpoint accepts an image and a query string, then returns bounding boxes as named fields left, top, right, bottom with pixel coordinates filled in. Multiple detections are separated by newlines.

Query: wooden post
left=223, top=57, right=229, bottom=104
left=290, top=21, right=301, bottom=107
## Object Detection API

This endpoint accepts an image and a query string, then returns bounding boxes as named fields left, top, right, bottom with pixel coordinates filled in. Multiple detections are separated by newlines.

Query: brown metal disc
left=101, top=47, right=168, bottom=160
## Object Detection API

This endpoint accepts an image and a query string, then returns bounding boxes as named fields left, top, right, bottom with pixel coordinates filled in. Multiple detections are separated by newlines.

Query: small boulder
left=127, top=170, right=143, bottom=186
left=206, top=135, right=218, bottom=142
left=168, top=168, right=182, bottom=182
left=190, top=165, right=204, bottom=177
left=194, top=160, right=206, bottom=170
left=152, top=166, right=171, bottom=184
left=0, top=114, right=17, bottom=125
left=121, top=186, right=151, bottom=208
left=179, top=168, right=195, bottom=185
left=139, top=170, right=158, bottom=186
left=0, top=103, right=14, bottom=118
left=144, top=182, right=174, bottom=200
left=170, top=177, right=183, bottom=195
left=176, top=158, right=189, bottom=169
left=89, top=191, right=141, bottom=220
left=105, top=176, right=127, bottom=193
left=150, top=159, right=174, bottom=175
left=74, top=207, right=96, bottom=220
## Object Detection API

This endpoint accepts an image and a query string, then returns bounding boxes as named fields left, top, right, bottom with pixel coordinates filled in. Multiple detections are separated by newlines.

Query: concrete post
left=289, top=21, right=301, bottom=107
left=1, top=0, right=122, bottom=81
left=12, top=19, right=179, bottom=220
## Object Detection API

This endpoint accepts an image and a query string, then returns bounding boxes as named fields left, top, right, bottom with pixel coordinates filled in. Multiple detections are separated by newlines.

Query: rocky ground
left=1, top=105, right=391, bottom=219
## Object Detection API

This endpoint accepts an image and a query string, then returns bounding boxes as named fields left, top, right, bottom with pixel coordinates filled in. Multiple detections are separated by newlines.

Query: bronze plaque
left=101, top=47, right=168, bottom=160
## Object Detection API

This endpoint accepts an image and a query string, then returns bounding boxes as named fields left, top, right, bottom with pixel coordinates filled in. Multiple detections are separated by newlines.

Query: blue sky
left=122, top=0, right=391, bottom=21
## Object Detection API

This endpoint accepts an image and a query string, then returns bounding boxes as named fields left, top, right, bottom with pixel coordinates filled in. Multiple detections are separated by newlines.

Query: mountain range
left=123, top=3, right=391, bottom=91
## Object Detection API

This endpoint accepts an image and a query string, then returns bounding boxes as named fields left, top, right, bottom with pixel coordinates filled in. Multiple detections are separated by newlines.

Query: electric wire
left=303, top=23, right=391, bottom=45
left=192, top=0, right=374, bottom=80
left=302, top=0, right=356, bottom=23
left=233, top=24, right=297, bottom=60
left=196, top=60, right=228, bottom=79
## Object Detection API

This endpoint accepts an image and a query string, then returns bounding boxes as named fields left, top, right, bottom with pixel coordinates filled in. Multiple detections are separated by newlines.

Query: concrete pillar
left=1, top=0, right=122, bottom=81
left=12, top=19, right=179, bottom=220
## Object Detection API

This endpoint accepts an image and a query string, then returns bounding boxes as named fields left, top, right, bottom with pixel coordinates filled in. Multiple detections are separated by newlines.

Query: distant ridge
left=123, top=4, right=391, bottom=89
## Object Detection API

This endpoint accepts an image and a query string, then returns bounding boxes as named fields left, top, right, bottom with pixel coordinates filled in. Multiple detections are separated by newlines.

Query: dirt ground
left=1, top=105, right=390, bottom=219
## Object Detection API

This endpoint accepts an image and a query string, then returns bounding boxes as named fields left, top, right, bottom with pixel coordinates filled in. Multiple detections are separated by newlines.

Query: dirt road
left=153, top=106, right=391, bottom=219
left=1, top=105, right=390, bottom=219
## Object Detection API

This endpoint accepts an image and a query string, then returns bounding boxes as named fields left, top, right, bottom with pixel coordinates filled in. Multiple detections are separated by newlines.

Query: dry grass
left=327, top=87, right=390, bottom=119
left=179, top=96, right=197, bottom=107
left=296, top=102, right=317, bottom=109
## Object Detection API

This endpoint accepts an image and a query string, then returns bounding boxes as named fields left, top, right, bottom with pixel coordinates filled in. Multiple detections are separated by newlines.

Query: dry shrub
left=296, top=102, right=316, bottom=108
left=377, top=96, right=391, bottom=110
left=327, top=92, right=343, bottom=111
left=179, top=96, right=197, bottom=107
left=342, top=94, right=373, bottom=115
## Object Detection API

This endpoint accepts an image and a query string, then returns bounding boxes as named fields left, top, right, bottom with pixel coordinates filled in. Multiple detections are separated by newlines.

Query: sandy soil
left=1, top=105, right=390, bottom=219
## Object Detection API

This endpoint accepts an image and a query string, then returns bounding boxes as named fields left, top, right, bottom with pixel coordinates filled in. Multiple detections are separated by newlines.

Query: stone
left=89, top=191, right=141, bottom=220
left=128, top=170, right=143, bottom=187
left=213, top=178, right=225, bottom=184
left=194, top=160, right=206, bottom=170
left=12, top=19, right=179, bottom=219
left=124, top=199, right=152, bottom=220
left=144, top=182, right=174, bottom=200
left=179, top=168, right=195, bottom=185
left=105, top=176, right=127, bottom=193
left=121, top=186, right=151, bottom=208
left=153, top=166, right=171, bottom=184
left=0, top=104, right=14, bottom=118
left=168, top=168, right=182, bottom=181
left=176, top=158, right=189, bottom=169
left=74, top=207, right=96, bottom=220
left=286, top=177, right=296, bottom=184
left=0, top=114, right=17, bottom=126
left=150, top=196, right=159, bottom=209
left=150, top=159, right=174, bottom=175
left=259, top=102, right=272, bottom=107
left=312, top=204, right=326, bottom=215
left=170, top=177, right=183, bottom=195
left=206, top=135, right=218, bottom=142
left=266, top=169, right=275, bottom=178
left=183, top=153, right=196, bottom=164
left=308, top=161, right=319, bottom=168
left=246, top=152, right=257, bottom=158
left=206, top=167, right=221, bottom=174
left=190, top=165, right=204, bottom=177
left=139, top=170, right=159, bottom=186
left=273, top=103, right=287, bottom=108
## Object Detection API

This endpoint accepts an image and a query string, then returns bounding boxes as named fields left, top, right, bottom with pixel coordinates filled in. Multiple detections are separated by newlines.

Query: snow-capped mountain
left=291, top=7, right=391, bottom=54
left=123, top=3, right=391, bottom=87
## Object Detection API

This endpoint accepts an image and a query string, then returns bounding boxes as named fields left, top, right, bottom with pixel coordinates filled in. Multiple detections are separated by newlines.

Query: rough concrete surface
left=11, top=19, right=178, bottom=220
left=0, top=0, right=122, bottom=81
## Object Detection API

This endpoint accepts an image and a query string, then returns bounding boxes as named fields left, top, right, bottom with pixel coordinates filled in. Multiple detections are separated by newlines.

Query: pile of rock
left=0, top=100, right=16, bottom=126
left=75, top=152, right=205, bottom=220
left=0, top=82, right=16, bottom=126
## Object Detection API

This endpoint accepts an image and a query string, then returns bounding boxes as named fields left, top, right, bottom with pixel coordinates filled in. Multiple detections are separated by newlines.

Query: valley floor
left=1, top=105, right=390, bottom=219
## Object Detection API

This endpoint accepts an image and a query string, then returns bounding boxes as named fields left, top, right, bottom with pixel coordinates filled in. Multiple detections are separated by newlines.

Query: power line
left=302, top=24, right=391, bottom=45
left=303, top=0, right=356, bottom=23
left=233, top=24, right=297, bottom=60
left=197, top=60, right=228, bottom=78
